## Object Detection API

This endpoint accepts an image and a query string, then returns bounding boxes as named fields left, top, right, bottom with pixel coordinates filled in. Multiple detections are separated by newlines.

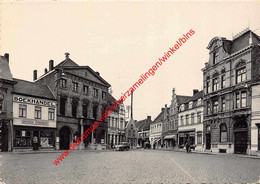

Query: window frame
left=34, top=106, right=42, bottom=119
left=48, top=108, right=55, bottom=120
left=19, top=104, right=27, bottom=118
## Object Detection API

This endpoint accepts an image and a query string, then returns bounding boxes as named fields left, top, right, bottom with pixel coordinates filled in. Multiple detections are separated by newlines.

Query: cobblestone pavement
left=0, top=149, right=260, bottom=184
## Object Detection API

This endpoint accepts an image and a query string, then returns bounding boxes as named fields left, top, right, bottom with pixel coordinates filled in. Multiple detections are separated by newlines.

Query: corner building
left=35, top=53, right=110, bottom=150
left=202, top=29, right=260, bottom=154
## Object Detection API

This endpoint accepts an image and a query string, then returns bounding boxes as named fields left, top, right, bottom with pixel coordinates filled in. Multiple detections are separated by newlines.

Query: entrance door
left=1, top=122, right=8, bottom=152
left=59, top=127, right=71, bottom=150
left=234, top=131, right=247, bottom=154
left=206, top=133, right=211, bottom=150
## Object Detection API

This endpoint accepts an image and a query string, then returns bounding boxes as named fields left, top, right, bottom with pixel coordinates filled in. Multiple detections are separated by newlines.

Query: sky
left=1, top=1, right=260, bottom=121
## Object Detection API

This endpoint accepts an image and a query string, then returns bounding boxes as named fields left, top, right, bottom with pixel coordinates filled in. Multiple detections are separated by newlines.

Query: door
left=59, top=127, right=71, bottom=150
left=234, top=131, right=247, bottom=154
left=206, top=133, right=211, bottom=150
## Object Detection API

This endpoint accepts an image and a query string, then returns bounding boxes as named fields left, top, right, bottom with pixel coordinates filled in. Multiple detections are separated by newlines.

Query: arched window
left=220, top=123, right=227, bottom=142
left=236, top=61, right=246, bottom=84
left=221, top=68, right=226, bottom=88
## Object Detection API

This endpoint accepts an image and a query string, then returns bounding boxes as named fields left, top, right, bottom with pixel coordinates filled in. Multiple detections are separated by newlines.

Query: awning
left=164, top=135, right=176, bottom=139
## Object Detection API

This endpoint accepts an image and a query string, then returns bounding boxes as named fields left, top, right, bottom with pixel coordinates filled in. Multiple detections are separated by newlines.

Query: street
left=0, top=149, right=259, bottom=184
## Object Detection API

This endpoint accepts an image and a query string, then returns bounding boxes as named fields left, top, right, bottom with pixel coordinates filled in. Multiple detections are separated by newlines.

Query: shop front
left=178, top=129, right=196, bottom=149
left=164, top=134, right=177, bottom=148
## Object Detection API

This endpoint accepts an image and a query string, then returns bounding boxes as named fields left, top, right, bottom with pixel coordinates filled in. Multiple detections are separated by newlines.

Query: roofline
left=12, top=92, right=56, bottom=101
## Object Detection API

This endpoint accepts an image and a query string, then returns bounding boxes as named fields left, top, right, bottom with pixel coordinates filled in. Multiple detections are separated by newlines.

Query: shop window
left=35, top=106, right=42, bottom=119
left=19, top=104, right=27, bottom=118
left=72, top=82, right=79, bottom=92
left=197, top=134, right=202, bottom=144
left=48, top=108, right=55, bottom=120
left=72, top=100, right=78, bottom=118
left=40, top=131, right=54, bottom=147
left=220, top=124, right=227, bottom=142
left=14, top=130, right=32, bottom=147
left=60, top=97, right=66, bottom=115
left=59, top=78, right=67, bottom=88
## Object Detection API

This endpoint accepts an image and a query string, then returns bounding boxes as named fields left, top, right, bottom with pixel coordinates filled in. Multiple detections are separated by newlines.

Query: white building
left=178, top=90, right=204, bottom=151
left=12, top=79, right=57, bottom=151
left=150, top=109, right=163, bottom=148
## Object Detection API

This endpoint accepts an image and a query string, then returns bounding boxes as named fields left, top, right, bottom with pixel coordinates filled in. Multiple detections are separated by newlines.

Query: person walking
left=185, top=140, right=190, bottom=153
left=33, top=136, right=39, bottom=151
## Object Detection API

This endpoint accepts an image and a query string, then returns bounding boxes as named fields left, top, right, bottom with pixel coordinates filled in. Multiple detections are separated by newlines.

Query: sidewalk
left=154, top=147, right=260, bottom=160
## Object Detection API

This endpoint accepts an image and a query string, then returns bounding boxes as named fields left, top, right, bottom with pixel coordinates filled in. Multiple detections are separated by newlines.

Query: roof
left=107, top=93, right=119, bottom=112
left=182, top=90, right=203, bottom=104
left=0, top=56, right=13, bottom=81
left=13, top=78, right=55, bottom=100
left=153, top=111, right=164, bottom=123
left=176, top=95, right=192, bottom=104
left=134, top=118, right=151, bottom=131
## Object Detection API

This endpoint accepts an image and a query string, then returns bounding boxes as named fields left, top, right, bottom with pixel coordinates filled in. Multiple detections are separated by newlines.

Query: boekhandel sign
left=13, top=95, right=56, bottom=107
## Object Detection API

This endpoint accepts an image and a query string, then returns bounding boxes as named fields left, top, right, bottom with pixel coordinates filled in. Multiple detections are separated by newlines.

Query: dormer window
left=213, top=46, right=219, bottom=65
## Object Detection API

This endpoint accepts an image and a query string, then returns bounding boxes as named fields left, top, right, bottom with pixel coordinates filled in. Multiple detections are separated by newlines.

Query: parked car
left=144, top=142, right=151, bottom=149
left=115, top=142, right=130, bottom=151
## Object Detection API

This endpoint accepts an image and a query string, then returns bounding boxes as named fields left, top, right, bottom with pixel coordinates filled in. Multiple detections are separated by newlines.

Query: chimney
left=96, top=72, right=100, bottom=76
left=44, top=68, right=48, bottom=74
left=33, top=70, right=37, bottom=81
left=65, top=52, right=70, bottom=59
left=161, top=108, right=165, bottom=112
left=147, top=116, right=151, bottom=120
left=193, top=89, right=199, bottom=95
left=165, top=104, right=167, bottom=108
left=49, top=60, right=54, bottom=71
left=4, top=53, right=9, bottom=62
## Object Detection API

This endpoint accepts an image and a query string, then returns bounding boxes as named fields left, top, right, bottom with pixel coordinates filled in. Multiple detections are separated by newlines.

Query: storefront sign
left=22, top=119, right=49, bottom=126
left=13, top=96, right=56, bottom=107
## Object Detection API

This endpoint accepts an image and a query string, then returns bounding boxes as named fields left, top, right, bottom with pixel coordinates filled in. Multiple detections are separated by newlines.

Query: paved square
left=0, top=150, right=259, bottom=183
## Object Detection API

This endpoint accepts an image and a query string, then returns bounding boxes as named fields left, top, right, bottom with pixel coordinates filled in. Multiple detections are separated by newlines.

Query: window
left=60, top=97, right=66, bottom=115
left=59, top=79, right=67, bottom=88
left=19, top=104, right=27, bottom=118
left=102, top=91, right=107, bottom=100
left=72, top=100, right=78, bottom=117
left=35, top=107, right=42, bottom=119
left=115, top=118, right=118, bottom=128
left=82, top=103, right=88, bottom=118
left=213, top=48, right=219, bottom=64
left=221, top=97, right=226, bottom=112
left=221, top=75, right=226, bottom=88
left=0, top=93, right=4, bottom=112
left=14, top=130, right=32, bottom=147
left=212, top=73, right=219, bottom=91
left=206, top=80, right=211, bottom=94
left=48, top=108, right=55, bottom=120
left=213, top=99, right=218, bottom=114
left=220, top=124, right=227, bottom=142
left=197, top=134, right=202, bottom=144
left=236, top=92, right=240, bottom=109
left=93, top=88, right=98, bottom=98
left=180, top=116, right=184, bottom=126
left=93, top=105, right=98, bottom=120
left=186, top=115, right=189, bottom=125
left=72, top=82, right=79, bottom=92
left=236, top=63, right=246, bottom=84
left=191, top=113, right=194, bottom=124
left=83, top=85, right=89, bottom=94
left=207, top=101, right=211, bottom=115
left=241, top=91, right=247, bottom=107
left=197, top=112, right=201, bottom=123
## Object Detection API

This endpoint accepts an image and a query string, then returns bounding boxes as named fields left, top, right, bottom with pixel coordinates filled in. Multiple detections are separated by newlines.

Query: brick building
left=135, top=116, right=152, bottom=147
left=35, top=53, right=111, bottom=150
left=202, top=28, right=260, bottom=154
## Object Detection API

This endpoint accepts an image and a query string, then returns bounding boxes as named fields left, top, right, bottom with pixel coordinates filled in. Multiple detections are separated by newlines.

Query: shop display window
left=14, top=130, right=32, bottom=147
left=40, top=131, right=54, bottom=147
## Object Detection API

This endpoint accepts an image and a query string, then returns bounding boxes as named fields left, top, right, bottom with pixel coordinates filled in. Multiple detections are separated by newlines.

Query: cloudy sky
left=1, top=1, right=260, bottom=121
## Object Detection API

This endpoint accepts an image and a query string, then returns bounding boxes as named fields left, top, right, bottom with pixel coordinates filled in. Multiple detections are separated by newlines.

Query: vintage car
left=115, top=142, right=130, bottom=151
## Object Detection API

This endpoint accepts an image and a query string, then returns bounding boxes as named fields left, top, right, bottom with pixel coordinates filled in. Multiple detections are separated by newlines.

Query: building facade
left=164, top=88, right=192, bottom=149
left=135, top=116, right=152, bottom=147
left=107, top=93, right=126, bottom=147
left=178, top=90, right=204, bottom=151
left=125, top=119, right=138, bottom=148
left=0, top=54, right=16, bottom=152
left=202, top=29, right=260, bottom=154
left=150, top=110, right=163, bottom=149
left=35, top=53, right=110, bottom=150
left=12, top=79, right=57, bottom=151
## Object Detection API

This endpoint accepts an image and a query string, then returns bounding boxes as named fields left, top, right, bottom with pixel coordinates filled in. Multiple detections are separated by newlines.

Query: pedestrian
left=185, top=140, right=190, bottom=153
left=33, top=136, right=39, bottom=151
